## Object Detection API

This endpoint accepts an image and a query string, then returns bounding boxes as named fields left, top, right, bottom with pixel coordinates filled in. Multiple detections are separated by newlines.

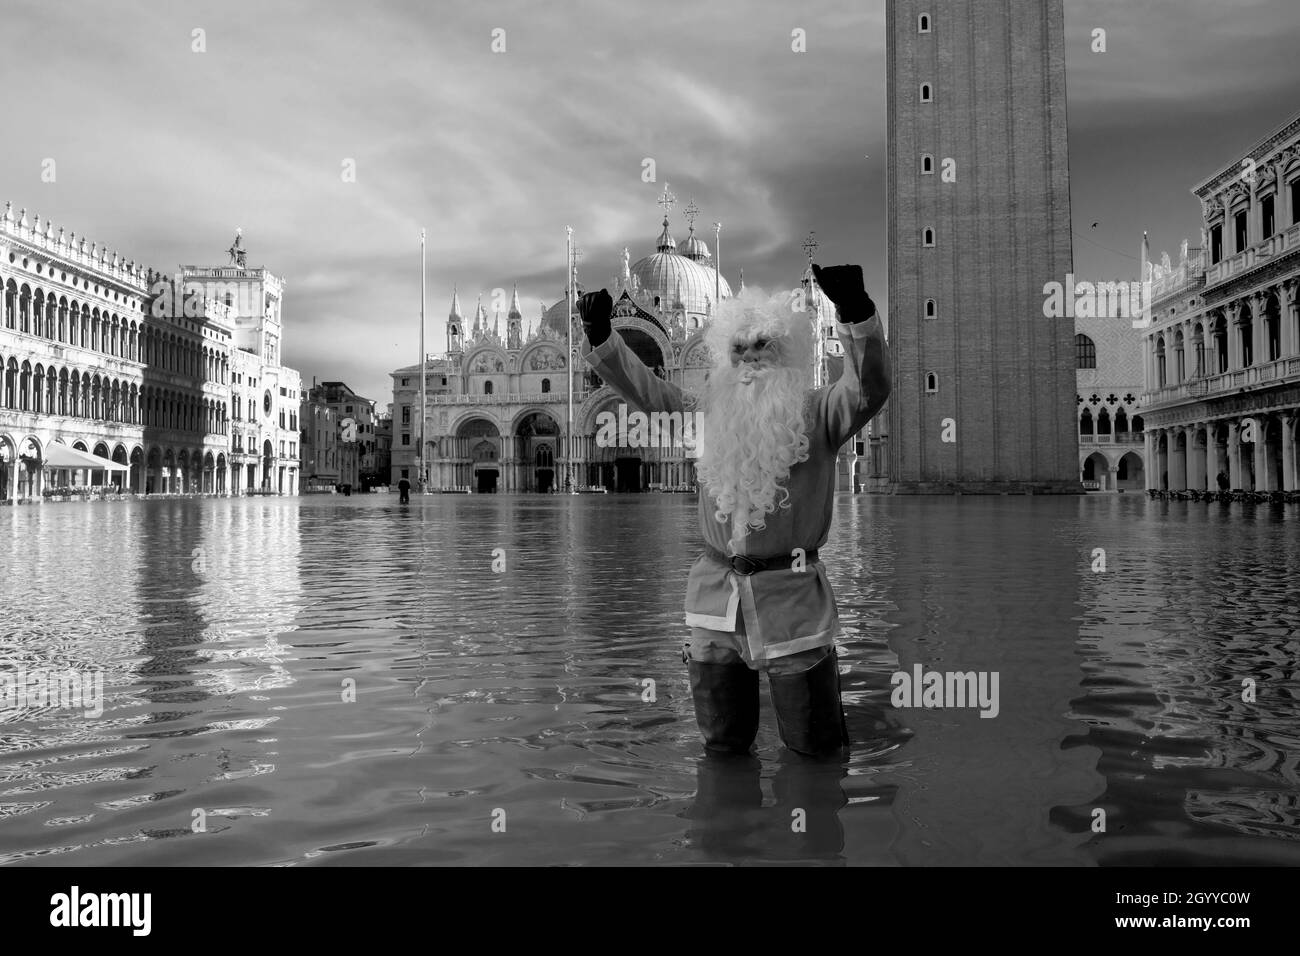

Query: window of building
left=1076, top=333, right=1097, bottom=369
left=345, top=405, right=353, bottom=413
left=918, top=13, right=931, bottom=33
left=1210, top=223, right=1223, bottom=264
left=1262, top=194, right=1275, bottom=238
left=924, top=298, right=936, bottom=319
left=401, top=377, right=409, bottom=386
left=541, top=378, right=551, bottom=393
left=920, top=83, right=933, bottom=103
left=401, top=468, right=409, bottom=479
left=1234, top=209, right=1248, bottom=253
left=484, top=381, right=494, bottom=395
left=925, top=372, right=938, bottom=394
left=442, top=377, right=447, bottom=385
left=923, top=227, right=935, bottom=247
left=401, top=405, right=410, bottom=424
left=401, top=434, right=410, bottom=445
left=921, top=154, right=934, bottom=175
left=1291, top=180, right=1300, bottom=229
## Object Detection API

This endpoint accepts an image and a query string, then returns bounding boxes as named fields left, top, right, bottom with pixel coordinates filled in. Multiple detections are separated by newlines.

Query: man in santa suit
left=578, top=264, right=890, bottom=756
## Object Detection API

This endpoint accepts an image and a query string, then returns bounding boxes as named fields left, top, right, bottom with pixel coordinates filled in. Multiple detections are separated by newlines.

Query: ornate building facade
left=0, top=207, right=303, bottom=502
left=391, top=206, right=868, bottom=493
left=1076, top=314, right=1147, bottom=492
left=1139, top=110, right=1300, bottom=491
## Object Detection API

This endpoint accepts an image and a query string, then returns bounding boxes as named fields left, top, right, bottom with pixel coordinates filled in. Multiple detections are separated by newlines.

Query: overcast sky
left=5, top=0, right=1297, bottom=404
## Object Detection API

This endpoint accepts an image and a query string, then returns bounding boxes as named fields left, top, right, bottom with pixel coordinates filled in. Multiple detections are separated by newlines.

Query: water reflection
left=0, top=493, right=1297, bottom=865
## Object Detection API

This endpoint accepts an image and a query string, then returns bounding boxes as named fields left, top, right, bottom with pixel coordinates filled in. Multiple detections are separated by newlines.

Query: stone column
left=1284, top=279, right=1299, bottom=359
left=1143, top=431, right=1156, bottom=490
left=1255, top=418, right=1273, bottom=491
left=1252, top=293, right=1269, bottom=365
left=1184, top=426, right=1202, bottom=490
left=1227, top=423, right=1242, bottom=489
left=1169, top=427, right=1187, bottom=490
left=1227, top=303, right=1242, bottom=369
left=1282, top=414, right=1296, bottom=492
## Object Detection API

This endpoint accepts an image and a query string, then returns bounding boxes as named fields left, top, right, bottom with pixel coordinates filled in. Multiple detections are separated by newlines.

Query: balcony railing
left=1204, top=222, right=1300, bottom=290
left=1079, top=433, right=1144, bottom=444
left=1142, top=356, right=1300, bottom=406
left=426, top=391, right=592, bottom=405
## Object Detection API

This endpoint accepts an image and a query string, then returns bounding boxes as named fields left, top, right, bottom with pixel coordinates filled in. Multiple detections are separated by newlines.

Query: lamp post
left=418, top=227, right=427, bottom=493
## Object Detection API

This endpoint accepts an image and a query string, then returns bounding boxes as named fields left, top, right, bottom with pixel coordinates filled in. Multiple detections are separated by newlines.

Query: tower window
left=922, top=228, right=935, bottom=247
left=484, top=380, right=494, bottom=395
left=924, top=298, right=936, bottom=319
left=925, top=372, right=938, bottom=394
left=920, top=83, right=933, bottom=102
left=541, top=377, right=551, bottom=393
left=1076, top=333, right=1097, bottom=369
left=921, top=154, right=934, bottom=175
left=918, top=13, right=931, bottom=33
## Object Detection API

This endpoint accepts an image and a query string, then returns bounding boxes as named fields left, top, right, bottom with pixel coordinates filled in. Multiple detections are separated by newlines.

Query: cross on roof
left=657, top=183, right=676, bottom=217
left=802, top=231, right=819, bottom=261
left=683, top=198, right=699, bottom=229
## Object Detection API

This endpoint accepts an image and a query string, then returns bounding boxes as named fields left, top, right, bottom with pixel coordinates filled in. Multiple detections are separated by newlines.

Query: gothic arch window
left=484, top=380, right=494, bottom=395
left=920, top=83, right=933, bottom=103
left=918, top=13, right=931, bottom=33
left=1075, top=333, right=1096, bottom=369
left=924, top=298, right=936, bottom=319
left=921, top=154, right=934, bottom=175
left=925, top=372, right=938, bottom=394
left=1080, top=409, right=1094, bottom=436
left=922, top=227, right=935, bottom=247
left=541, top=378, right=550, bottom=393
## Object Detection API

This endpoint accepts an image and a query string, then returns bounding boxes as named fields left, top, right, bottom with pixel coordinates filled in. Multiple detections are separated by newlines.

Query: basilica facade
left=391, top=212, right=867, bottom=494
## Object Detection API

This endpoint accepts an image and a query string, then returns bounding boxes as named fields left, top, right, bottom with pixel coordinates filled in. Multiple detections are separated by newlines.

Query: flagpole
left=713, top=221, right=721, bottom=310
left=419, top=228, right=427, bottom=493
left=566, top=225, right=575, bottom=494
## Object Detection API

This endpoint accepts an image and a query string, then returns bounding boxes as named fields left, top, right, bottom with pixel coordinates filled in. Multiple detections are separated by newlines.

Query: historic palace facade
left=391, top=206, right=867, bottom=494
left=0, top=206, right=302, bottom=502
left=1140, top=111, right=1300, bottom=492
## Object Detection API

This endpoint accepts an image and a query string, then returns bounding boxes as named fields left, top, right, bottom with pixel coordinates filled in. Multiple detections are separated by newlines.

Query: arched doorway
left=514, top=411, right=560, bottom=493
left=1082, top=451, right=1109, bottom=491
left=262, top=440, right=274, bottom=491
left=112, top=444, right=128, bottom=492
left=1116, top=452, right=1144, bottom=491
left=456, top=418, right=501, bottom=493
left=0, top=435, right=15, bottom=502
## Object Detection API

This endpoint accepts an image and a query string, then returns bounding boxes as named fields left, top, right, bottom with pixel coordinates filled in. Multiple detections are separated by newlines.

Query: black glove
left=577, top=289, right=613, bottom=347
left=811, top=264, right=877, bottom=323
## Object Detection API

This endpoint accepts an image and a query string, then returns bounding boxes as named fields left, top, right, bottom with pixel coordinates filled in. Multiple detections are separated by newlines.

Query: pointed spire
left=449, top=285, right=463, bottom=320
left=493, top=313, right=500, bottom=338
left=474, top=293, right=487, bottom=334
left=1141, top=231, right=1151, bottom=282
left=508, top=284, right=522, bottom=318
left=656, top=216, right=676, bottom=253
left=739, top=267, right=745, bottom=291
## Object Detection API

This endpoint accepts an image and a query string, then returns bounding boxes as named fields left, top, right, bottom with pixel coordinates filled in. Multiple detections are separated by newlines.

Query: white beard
left=695, top=363, right=812, bottom=553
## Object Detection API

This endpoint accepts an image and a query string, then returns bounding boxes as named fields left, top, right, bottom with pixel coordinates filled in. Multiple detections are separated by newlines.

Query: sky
left=4, top=0, right=1298, bottom=406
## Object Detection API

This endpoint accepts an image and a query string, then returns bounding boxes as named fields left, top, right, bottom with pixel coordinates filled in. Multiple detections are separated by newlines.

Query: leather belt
left=704, top=545, right=819, bottom=575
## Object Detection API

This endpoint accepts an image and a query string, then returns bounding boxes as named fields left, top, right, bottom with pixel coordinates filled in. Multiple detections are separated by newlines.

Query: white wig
left=703, top=286, right=816, bottom=374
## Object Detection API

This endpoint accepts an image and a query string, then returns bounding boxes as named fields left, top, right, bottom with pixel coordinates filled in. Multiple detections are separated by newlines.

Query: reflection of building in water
left=195, top=501, right=302, bottom=696
left=391, top=198, right=870, bottom=493
left=1139, top=109, right=1300, bottom=492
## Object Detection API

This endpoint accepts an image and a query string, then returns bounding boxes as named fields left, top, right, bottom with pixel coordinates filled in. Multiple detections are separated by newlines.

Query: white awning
left=42, top=443, right=129, bottom=472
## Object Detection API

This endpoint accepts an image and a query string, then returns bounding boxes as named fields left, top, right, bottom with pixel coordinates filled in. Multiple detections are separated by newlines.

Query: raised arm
left=579, top=289, right=688, bottom=414
left=811, top=264, right=892, bottom=450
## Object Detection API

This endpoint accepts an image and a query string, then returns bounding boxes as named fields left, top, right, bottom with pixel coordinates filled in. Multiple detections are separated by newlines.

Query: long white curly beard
left=695, top=363, right=812, bottom=553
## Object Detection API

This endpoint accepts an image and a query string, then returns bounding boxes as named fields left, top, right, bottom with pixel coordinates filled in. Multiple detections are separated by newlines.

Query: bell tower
left=886, top=0, right=1081, bottom=493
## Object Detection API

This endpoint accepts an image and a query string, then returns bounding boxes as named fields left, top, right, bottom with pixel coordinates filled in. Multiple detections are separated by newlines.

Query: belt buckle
left=730, top=554, right=765, bottom=575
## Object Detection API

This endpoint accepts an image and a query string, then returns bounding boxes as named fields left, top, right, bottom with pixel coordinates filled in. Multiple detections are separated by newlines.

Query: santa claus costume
left=579, top=264, right=891, bottom=757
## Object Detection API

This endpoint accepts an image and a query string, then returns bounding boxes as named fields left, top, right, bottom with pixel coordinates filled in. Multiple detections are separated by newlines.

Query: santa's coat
left=584, top=318, right=884, bottom=662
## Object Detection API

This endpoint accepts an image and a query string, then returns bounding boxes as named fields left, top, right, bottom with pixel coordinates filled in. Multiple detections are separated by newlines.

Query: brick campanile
left=886, top=0, right=1082, bottom=493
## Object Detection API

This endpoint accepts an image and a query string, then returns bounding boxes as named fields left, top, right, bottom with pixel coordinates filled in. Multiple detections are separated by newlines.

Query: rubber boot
left=687, top=659, right=760, bottom=755
left=768, top=648, right=850, bottom=757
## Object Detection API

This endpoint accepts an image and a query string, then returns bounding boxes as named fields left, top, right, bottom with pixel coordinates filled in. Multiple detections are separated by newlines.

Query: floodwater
left=1, top=493, right=1297, bottom=866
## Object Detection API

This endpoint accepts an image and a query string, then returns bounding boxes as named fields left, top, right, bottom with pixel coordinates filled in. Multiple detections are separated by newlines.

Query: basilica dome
left=629, top=217, right=732, bottom=316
